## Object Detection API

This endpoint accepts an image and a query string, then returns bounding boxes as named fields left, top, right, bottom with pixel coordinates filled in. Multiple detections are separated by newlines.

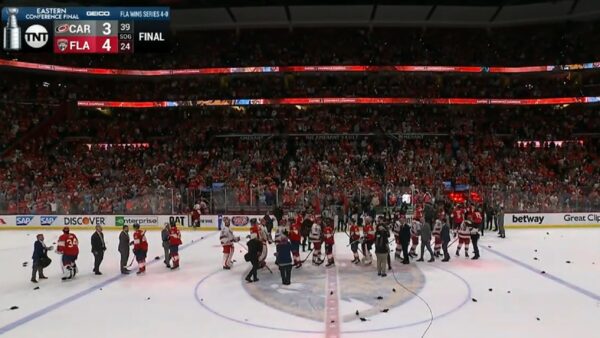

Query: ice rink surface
left=0, top=228, right=599, bottom=338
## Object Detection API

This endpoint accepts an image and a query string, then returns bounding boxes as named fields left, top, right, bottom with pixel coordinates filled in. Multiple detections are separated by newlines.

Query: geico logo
left=86, top=11, right=110, bottom=16
left=64, top=217, right=106, bottom=226
left=55, top=24, right=91, bottom=34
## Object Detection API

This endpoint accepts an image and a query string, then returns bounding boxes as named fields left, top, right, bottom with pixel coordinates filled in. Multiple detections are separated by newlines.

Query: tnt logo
left=16, top=216, right=34, bottom=226
left=40, top=216, right=57, bottom=226
left=24, top=25, right=48, bottom=49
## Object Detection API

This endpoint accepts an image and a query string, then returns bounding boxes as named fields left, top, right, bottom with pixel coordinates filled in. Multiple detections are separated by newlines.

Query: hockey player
left=391, top=215, right=402, bottom=259
left=452, top=204, right=465, bottom=230
left=220, top=217, right=240, bottom=269
left=323, top=219, right=335, bottom=267
left=361, top=217, right=375, bottom=264
left=273, top=217, right=289, bottom=244
left=471, top=207, right=484, bottom=237
left=409, top=219, right=421, bottom=257
left=456, top=221, right=471, bottom=257
left=432, top=220, right=442, bottom=257
left=56, top=227, right=79, bottom=280
left=348, top=218, right=361, bottom=264
left=289, top=216, right=303, bottom=268
left=132, top=223, right=148, bottom=274
left=256, top=220, right=271, bottom=268
left=191, top=204, right=201, bottom=228
left=169, top=221, right=182, bottom=270
left=309, top=217, right=324, bottom=265
left=468, top=219, right=481, bottom=260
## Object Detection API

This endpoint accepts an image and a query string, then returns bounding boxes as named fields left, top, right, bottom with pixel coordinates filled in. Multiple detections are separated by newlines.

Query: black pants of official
left=301, top=236, right=311, bottom=252
left=470, top=234, right=480, bottom=257
left=279, top=265, right=292, bottom=284
left=31, top=261, right=44, bottom=280
left=120, top=250, right=129, bottom=272
left=442, top=241, right=450, bottom=260
left=246, top=260, right=259, bottom=281
left=401, top=242, right=410, bottom=264
left=93, top=251, right=104, bottom=273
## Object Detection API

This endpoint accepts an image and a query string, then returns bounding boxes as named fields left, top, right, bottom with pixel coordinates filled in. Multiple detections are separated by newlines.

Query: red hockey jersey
left=349, top=224, right=361, bottom=241
left=57, top=233, right=79, bottom=256
left=289, top=222, right=302, bottom=242
left=169, top=226, right=182, bottom=246
left=363, top=224, right=375, bottom=241
left=133, top=230, right=148, bottom=251
left=323, top=226, right=335, bottom=245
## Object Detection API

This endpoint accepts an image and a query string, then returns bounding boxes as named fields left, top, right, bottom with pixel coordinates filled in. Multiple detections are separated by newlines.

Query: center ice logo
left=243, top=263, right=425, bottom=322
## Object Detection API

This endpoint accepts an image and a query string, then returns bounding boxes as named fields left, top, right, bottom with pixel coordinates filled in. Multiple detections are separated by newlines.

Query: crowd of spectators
left=1, top=105, right=598, bottom=215
left=1, top=67, right=597, bottom=103
left=1, top=24, right=599, bottom=215
left=3, top=23, right=599, bottom=68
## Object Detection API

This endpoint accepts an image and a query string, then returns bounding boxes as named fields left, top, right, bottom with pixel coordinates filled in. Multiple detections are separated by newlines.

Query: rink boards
left=0, top=212, right=598, bottom=230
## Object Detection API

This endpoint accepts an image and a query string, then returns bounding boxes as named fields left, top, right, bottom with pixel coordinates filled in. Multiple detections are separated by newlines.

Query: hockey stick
left=261, top=262, right=273, bottom=274
left=300, top=249, right=314, bottom=263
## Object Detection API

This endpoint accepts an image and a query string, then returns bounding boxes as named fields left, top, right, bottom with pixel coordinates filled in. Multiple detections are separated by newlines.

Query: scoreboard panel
left=2, top=7, right=170, bottom=54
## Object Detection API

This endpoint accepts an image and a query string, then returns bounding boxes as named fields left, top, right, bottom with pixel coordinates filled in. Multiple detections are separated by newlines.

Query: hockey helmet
left=133, top=223, right=140, bottom=229
left=223, top=217, right=231, bottom=226
left=62, top=227, right=70, bottom=233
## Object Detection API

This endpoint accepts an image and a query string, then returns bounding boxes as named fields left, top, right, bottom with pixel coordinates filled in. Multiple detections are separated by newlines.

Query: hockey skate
left=417, top=257, right=424, bottom=262
left=455, top=250, right=460, bottom=257
left=465, top=251, right=469, bottom=258
left=325, top=260, right=335, bottom=267
left=428, top=258, right=435, bottom=262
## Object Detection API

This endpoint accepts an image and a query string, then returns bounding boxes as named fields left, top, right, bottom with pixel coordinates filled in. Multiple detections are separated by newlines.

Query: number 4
left=102, top=38, right=111, bottom=52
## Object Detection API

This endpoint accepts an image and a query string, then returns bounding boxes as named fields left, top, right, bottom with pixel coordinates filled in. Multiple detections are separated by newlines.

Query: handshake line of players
left=47, top=222, right=183, bottom=280
left=218, top=209, right=483, bottom=272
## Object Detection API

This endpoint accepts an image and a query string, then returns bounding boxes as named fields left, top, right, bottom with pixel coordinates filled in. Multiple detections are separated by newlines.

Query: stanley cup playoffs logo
left=3, top=7, right=21, bottom=51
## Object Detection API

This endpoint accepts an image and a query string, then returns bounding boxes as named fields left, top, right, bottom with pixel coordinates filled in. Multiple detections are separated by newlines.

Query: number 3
left=102, top=22, right=111, bottom=35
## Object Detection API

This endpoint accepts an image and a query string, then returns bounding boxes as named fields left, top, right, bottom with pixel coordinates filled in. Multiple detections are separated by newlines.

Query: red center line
left=325, top=243, right=341, bottom=338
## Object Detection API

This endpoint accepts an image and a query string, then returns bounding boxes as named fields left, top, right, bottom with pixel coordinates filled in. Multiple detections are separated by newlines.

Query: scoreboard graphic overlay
left=2, top=7, right=170, bottom=54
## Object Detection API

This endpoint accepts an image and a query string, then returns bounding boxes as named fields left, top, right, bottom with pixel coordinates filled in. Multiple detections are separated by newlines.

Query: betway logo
left=512, top=215, right=545, bottom=224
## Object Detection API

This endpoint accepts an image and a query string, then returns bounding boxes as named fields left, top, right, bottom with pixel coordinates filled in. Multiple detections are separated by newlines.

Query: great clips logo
left=16, top=215, right=34, bottom=226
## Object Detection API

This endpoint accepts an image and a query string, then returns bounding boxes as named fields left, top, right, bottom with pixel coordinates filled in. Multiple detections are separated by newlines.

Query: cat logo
left=57, top=39, right=68, bottom=52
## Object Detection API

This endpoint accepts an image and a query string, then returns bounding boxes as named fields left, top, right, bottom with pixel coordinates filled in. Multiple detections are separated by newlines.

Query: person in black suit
left=91, top=225, right=106, bottom=275
left=31, top=234, right=53, bottom=283
left=399, top=219, right=411, bottom=264
left=118, top=225, right=131, bottom=274
left=441, top=221, right=451, bottom=262
left=245, top=233, right=262, bottom=283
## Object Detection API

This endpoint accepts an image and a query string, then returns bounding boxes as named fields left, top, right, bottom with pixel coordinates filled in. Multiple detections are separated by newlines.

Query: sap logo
left=169, top=216, right=187, bottom=227
left=231, top=216, right=249, bottom=227
left=512, top=215, right=545, bottom=224
left=40, top=216, right=58, bottom=226
left=86, top=11, right=110, bottom=17
left=16, top=216, right=34, bottom=226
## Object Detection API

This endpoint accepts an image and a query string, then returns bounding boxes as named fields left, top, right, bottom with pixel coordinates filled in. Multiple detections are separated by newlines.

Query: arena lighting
left=516, top=140, right=584, bottom=148
left=77, top=96, right=600, bottom=108
left=1, top=58, right=600, bottom=76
